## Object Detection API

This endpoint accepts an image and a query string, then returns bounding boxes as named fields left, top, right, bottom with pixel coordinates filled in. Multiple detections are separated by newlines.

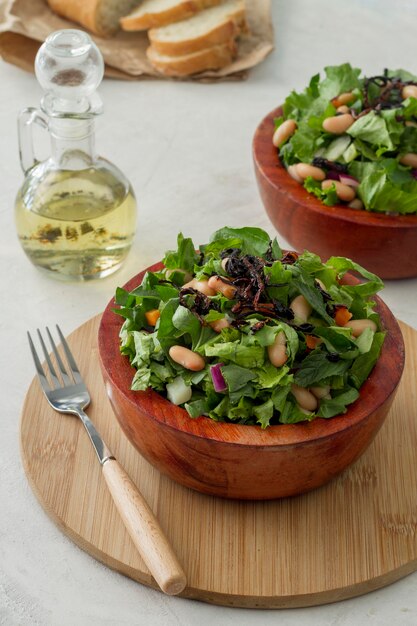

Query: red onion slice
left=339, top=174, right=360, bottom=188
left=210, top=363, right=227, bottom=393
left=326, top=170, right=340, bottom=181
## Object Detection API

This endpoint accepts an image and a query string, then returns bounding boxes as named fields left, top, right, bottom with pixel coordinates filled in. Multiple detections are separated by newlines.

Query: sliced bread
left=47, top=0, right=142, bottom=36
left=120, top=0, right=223, bottom=31
left=148, top=0, right=246, bottom=56
left=146, top=39, right=237, bottom=76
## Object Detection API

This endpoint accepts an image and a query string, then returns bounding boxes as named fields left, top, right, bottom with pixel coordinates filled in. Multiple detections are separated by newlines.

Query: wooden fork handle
left=102, top=458, right=186, bottom=595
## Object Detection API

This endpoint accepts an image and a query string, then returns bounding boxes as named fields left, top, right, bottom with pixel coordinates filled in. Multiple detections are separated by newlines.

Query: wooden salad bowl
left=98, top=262, right=405, bottom=500
left=253, top=107, right=417, bottom=280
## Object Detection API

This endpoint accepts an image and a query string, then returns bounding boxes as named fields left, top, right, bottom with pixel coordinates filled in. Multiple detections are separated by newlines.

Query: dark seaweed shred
left=293, top=322, right=315, bottom=333
left=362, top=73, right=417, bottom=114
left=179, top=287, right=218, bottom=324
left=315, top=280, right=332, bottom=302
left=312, top=157, right=348, bottom=173
left=280, top=251, right=299, bottom=265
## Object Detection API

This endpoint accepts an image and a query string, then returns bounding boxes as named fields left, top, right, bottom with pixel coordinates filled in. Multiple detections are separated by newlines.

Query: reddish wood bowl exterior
left=98, top=263, right=405, bottom=500
left=253, top=107, right=417, bottom=279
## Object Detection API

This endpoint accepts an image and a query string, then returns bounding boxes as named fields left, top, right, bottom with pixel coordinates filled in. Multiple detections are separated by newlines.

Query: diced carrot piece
left=334, top=306, right=353, bottom=326
left=306, top=335, right=321, bottom=350
left=145, top=309, right=160, bottom=326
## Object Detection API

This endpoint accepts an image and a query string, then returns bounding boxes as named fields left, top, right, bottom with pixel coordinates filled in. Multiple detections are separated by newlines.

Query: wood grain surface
left=20, top=315, right=417, bottom=608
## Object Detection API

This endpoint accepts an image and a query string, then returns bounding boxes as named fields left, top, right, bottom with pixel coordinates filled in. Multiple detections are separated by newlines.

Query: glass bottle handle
left=18, top=107, right=48, bottom=174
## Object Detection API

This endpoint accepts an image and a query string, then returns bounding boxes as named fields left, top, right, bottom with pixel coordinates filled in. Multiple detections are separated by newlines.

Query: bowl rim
left=252, top=105, right=417, bottom=228
left=98, top=260, right=405, bottom=448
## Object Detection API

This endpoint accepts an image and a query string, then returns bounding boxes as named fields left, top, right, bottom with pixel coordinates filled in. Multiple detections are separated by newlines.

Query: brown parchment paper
left=0, top=0, right=274, bottom=81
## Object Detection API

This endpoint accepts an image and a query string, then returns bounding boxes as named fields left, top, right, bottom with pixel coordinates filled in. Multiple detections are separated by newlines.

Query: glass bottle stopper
left=35, top=29, right=104, bottom=119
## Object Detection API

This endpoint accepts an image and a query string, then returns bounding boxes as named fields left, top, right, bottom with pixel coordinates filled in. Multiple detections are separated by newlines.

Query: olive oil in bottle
left=15, top=29, right=137, bottom=281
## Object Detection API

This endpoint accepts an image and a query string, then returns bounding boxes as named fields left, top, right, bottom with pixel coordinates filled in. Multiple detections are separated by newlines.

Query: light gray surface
left=1, top=1, right=417, bottom=624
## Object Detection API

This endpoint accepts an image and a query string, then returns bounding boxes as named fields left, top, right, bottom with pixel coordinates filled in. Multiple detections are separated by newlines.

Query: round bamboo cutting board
left=20, top=315, right=417, bottom=608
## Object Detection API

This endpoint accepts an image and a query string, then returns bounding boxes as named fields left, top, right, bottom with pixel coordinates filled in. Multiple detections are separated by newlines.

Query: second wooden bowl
left=98, top=262, right=405, bottom=500
left=253, top=107, right=417, bottom=280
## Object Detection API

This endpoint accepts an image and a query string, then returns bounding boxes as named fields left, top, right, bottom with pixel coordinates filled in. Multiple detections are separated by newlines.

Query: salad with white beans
left=115, top=227, right=385, bottom=428
left=273, top=63, right=417, bottom=214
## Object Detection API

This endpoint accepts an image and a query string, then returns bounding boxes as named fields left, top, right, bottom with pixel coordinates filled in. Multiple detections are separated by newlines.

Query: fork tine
left=56, top=324, right=82, bottom=384
left=37, top=329, right=61, bottom=389
left=46, top=327, right=73, bottom=386
left=27, top=331, right=52, bottom=393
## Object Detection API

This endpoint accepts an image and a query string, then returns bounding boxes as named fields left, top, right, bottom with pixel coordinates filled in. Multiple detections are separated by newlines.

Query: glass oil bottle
left=15, top=29, right=137, bottom=281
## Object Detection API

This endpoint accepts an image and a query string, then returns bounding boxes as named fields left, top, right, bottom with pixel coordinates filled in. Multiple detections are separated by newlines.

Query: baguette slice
left=47, top=0, right=142, bottom=36
left=146, top=39, right=237, bottom=76
left=120, top=0, right=223, bottom=31
left=148, top=0, right=246, bottom=56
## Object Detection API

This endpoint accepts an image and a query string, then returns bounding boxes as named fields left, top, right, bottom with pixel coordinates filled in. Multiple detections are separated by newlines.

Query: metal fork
left=28, top=325, right=186, bottom=596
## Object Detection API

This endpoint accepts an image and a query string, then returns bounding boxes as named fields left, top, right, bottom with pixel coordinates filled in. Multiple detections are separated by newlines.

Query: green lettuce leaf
left=253, top=399, right=274, bottom=428
left=294, top=351, right=351, bottom=387
left=220, top=364, right=257, bottom=392
left=205, top=226, right=272, bottom=258
left=325, top=257, right=384, bottom=296
left=280, top=398, right=315, bottom=424
left=162, top=232, right=198, bottom=272
left=317, top=387, right=360, bottom=418
left=204, top=341, right=265, bottom=368
left=347, top=112, right=394, bottom=150
left=304, top=177, right=338, bottom=206
left=349, top=332, right=386, bottom=388
left=319, top=63, right=362, bottom=99
left=184, top=398, right=209, bottom=418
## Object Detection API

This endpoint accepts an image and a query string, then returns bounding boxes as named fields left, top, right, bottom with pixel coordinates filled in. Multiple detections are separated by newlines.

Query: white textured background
left=1, top=1, right=417, bottom=624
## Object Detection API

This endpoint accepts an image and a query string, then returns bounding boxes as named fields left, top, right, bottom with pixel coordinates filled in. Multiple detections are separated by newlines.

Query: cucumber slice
left=324, top=136, right=352, bottom=161
left=166, top=376, right=192, bottom=405
left=342, top=142, right=359, bottom=163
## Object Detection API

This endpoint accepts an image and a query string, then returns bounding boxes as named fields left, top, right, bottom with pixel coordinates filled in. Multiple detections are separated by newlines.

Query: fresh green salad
left=273, top=63, right=417, bottom=214
left=115, top=227, right=385, bottom=428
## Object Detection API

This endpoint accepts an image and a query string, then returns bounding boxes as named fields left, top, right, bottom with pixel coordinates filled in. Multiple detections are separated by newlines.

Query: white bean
left=272, top=119, right=297, bottom=148
left=402, top=85, right=417, bottom=100
left=310, top=385, right=331, bottom=399
left=291, top=384, right=318, bottom=412
left=290, top=295, right=312, bottom=323
left=194, top=279, right=216, bottom=296
left=287, top=164, right=304, bottom=183
left=294, top=163, right=326, bottom=181
left=169, top=345, right=205, bottom=371
left=345, top=319, right=377, bottom=337
left=400, top=153, right=417, bottom=168
left=267, top=331, right=288, bottom=367
left=332, top=92, right=355, bottom=107
left=322, top=179, right=356, bottom=202
left=322, top=113, right=354, bottom=134
left=183, top=278, right=216, bottom=296
left=207, top=275, right=236, bottom=299
left=209, top=318, right=230, bottom=333
left=348, top=198, right=364, bottom=210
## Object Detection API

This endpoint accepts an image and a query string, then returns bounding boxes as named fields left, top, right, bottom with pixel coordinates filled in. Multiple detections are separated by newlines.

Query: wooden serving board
left=20, top=316, right=417, bottom=608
